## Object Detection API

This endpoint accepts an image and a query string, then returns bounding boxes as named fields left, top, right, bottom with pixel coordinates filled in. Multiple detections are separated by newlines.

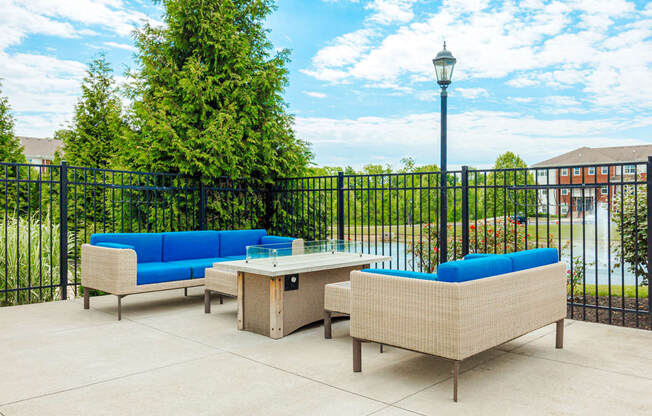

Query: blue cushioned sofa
left=349, top=248, right=566, bottom=402
left=81, top=229, right=296, bottom=319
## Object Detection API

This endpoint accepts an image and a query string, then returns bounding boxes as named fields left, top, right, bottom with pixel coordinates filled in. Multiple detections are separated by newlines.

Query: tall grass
left=0, top=215, right=70, bottom=305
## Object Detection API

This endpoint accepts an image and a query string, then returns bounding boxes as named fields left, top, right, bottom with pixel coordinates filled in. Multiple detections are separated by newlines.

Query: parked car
left=510, top=215, right=527, bottom=224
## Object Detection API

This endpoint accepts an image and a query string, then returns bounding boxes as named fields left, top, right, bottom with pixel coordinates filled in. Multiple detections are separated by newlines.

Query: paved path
left=0, top=288, right=650, bottom=415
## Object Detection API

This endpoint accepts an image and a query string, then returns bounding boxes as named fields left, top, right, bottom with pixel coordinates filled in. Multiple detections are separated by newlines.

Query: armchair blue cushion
left=166, top=257, right=228, bottom=278
left=91, top=233, right=163, bottom=263
left=361, top=269, right=437, bottom=281
left=95, top=242, right=135, bottom=250
left=218, top=229, right=267, bottom=257
left=437, top=256, right=512, bottom=283
left=504, top=248, right=558, bottom=271
left=137, top=262, right=191, bottom=285
left=162, top=231, right=220, bottom=262
left=259, top=235, right=294, bottom=248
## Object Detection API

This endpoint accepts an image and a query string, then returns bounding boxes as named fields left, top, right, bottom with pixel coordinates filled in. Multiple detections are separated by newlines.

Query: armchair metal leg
left=117, top=295, right=124, bottom=321
left=219, top=294, right=223, bottom=304
left=184, top=287, right=188, bottom=297
left=324, top=311, right=332, bottom=339
left=556, top=318, right=564, bottom=349
left=353, top=338, right=362, bottom=372
left=83, top=289, right=89, bottom=310
left=204, top=290, right=211, bottom=314
left=379, top=344, right=384, bottom=353
left=452, top=360, right=460, bottom=402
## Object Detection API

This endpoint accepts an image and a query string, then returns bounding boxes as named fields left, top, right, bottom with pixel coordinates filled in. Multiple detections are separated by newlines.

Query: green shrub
left=0, top=215, right=72, bottom=305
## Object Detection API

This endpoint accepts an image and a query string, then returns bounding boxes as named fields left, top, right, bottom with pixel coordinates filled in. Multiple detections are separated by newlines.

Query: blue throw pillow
left=504, top=248, right=558, bottom=271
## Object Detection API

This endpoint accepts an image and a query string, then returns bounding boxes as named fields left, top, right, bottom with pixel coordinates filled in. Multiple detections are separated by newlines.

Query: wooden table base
left=237, top=265, right=368, bottom=339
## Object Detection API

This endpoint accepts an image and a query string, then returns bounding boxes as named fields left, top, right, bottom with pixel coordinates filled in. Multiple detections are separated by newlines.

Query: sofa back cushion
left=90, top=233, right=163, bottom=263
left=361, top=269, right=437, bottom=281
left=259, top=235, right=294, bottom=249
left=218, top=229, right=267, bottom=257
left=162, top=231, right=220, bottom=262
left=504, top=248, right=558, bottom=271
left=437, top=256, right=512, bottom=282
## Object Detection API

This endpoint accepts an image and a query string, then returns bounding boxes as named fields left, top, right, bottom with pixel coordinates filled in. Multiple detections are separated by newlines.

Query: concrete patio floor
left=1, top=287, right=651, bottom=416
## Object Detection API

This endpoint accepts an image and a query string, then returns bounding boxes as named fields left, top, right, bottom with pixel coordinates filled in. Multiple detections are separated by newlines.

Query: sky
left=1, top=0, right=651, bottom=170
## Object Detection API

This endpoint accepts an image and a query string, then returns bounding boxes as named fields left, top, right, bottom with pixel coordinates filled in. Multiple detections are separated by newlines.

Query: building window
left=601, top=166, right=608, bottom=175
left=588, top=167, right=595, bottom=175
left=573, top=168, right=581, bottom=176
left=561, top=189, right=569, bottom=195
left=624, top=165, right=636, bottom=174
left=600, top=186, right=608, bottom=195
left=561, top=168, right=568, bottom=176
left=537, top=170, right=546, bottom=177
left=561, top=204, right=568, bottom=215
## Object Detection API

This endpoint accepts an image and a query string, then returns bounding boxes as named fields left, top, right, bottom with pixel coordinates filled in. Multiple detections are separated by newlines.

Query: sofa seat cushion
left=162, top=231, right=220, bottom=262
left=137, top=262, right=191, bottom=285
left=91, top=233, right=163, bottom=263
left=361, top=269, right=438, bottom=281
left=437, top=256, right=512, bottom=282
left=218, top=229, right=267, bottom=257
left=95, top=242, right=135, bottom=250
left=166, top=258, right=229, bottom=278
left=504, top=248, right=558, bottom=271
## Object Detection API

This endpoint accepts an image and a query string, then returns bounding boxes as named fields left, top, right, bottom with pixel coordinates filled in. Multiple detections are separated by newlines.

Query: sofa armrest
left=81, top=244, right=137, bottom=295
left=455, top=261, right=566, bottom=359
left=350, top=262, right=566, bottom=361
left=350, top=270, right=462, bottom=360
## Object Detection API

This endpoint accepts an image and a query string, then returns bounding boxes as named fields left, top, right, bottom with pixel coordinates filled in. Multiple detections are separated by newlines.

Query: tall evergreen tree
left=0, top=83, right=25, bottom=163
left=58, top=54, right=125, bottom=168
left=122, top=0, right=311, bottom=183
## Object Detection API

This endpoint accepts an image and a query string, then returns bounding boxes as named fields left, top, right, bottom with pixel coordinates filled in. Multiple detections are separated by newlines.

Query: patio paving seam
left=364, top=405, right=428, bottom=416
left=0, top=351, right=223, bottom=407
left=506, top=349, right=652, bottom=381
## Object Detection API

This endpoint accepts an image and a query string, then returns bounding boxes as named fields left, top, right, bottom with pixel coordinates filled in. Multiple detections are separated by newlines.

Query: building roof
left=531, top=145, right=652, bottom=167
left=18, top=136, right=63, bottom=160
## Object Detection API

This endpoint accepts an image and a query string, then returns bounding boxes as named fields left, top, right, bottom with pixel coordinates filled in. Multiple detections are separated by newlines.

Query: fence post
left=647, top=156, right=652, bottom=330
left=59, top=161, right=68, bottom=300
left=461, top=166, right=469, bottom=257
left=199, top=179, right=206, bottom=230
left=337, top=171, right=344, bottom=241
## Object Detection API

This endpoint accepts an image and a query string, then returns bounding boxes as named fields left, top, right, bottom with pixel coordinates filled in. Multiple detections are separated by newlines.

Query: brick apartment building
left=531, top=145, right=652, bottom=217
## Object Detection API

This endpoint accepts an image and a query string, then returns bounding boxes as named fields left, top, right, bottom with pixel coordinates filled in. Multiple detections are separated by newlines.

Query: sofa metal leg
left=353, top=338, right=362, bottom=372
left=184, top=287, right=188, bottom=297
left=117, top=295, right=124, bottom=321
left=556, top=318, right=564, bottom=349
left=324, top=311, right=332, bottom=339
left=219, top=294, right=223, bottom=305
left=379, top=344, right=383, bottom=353
left=83, top=289, right=89, bottom=310
left=452, top=360, right=460, bottom=402
left=204, top=290, right=211, bottom=314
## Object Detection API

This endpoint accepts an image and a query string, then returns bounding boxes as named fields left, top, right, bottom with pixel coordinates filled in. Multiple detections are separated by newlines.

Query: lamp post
left=432, top=42, right=456, bottom=263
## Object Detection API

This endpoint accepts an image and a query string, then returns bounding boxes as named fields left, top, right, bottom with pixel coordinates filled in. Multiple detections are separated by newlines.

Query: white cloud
left=104, top=41, right=138, bottom=52
left=366, top=0, right=417, bottom=25
left=304, top=0, right=652, bottom=110
left=510, top=97, right=534, bottom=103
left=296, top=110, right=651, bottom=167
left=303, top=91, right=328, bottom=98
left=456, top=87, right=488, bottom=99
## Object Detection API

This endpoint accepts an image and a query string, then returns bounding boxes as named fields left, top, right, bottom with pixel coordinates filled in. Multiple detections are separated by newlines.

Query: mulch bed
left=567, top=295, right=650, bottom=330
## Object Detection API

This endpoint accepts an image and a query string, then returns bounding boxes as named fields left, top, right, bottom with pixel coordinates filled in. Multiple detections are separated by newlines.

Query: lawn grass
left=569, top=284, right=648, bottom=299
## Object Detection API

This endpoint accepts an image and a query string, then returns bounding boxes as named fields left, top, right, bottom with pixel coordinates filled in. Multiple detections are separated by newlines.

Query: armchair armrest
left=81, top=244, right=137, bottom=295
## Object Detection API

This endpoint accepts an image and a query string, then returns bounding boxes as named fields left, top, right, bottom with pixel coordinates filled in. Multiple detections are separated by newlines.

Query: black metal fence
left=1, top=160, right=650, bottom=329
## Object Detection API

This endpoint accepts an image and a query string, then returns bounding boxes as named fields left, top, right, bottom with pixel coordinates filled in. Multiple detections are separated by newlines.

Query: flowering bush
left=408, top=219, right=555, bottom=273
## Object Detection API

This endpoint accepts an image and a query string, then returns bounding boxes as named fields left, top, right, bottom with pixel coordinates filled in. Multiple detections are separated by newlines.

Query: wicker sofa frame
left=349, top=261, right=566, bottom=402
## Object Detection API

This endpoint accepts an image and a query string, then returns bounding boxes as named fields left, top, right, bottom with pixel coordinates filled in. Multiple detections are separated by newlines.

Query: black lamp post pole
left=440, top=86, right=448, bottom=264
